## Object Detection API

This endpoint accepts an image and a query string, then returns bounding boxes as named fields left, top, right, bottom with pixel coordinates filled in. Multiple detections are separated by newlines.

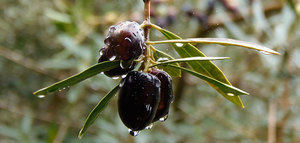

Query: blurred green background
left=0, top=0, right=299, bottom=142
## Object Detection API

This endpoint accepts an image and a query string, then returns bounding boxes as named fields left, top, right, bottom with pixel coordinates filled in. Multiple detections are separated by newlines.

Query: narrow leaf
left=78, top=85, right=120, bottom=139
left=150, top=57, right=230, bottom=67
left=166, top=65, right=249, bottom=96
left=153, top=49, right=181, bottom=77
left=33, top=61, right=120, bottom=96
left=147, top=38, right=280, bottom=55
left=153, top=24, right=245, bottom=107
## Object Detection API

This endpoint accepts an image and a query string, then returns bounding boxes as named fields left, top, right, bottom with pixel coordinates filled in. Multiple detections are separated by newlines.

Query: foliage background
left=0, top=0, right=299, bottom=142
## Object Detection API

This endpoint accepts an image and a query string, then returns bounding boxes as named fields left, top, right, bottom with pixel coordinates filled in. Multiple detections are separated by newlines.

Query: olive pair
left=118, top=69, right=173, bottom=132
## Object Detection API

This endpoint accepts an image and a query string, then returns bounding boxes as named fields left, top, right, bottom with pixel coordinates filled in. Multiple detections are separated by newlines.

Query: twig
left=209, top=114, right=256, bottom=139
left=0, top=46, right=108, bottom=95
left=0, top=46, right=59, bottom=80
left=0, top=99, right=79, bottom=129
left=54, top=122, right=69, bottom=143
left=276, top=50, right=293, bottom=143
left=175, top=99, right=257, bottom=139
left=197, top=1, right=284, bottom=36
left=267, top=100, right=277, bottom=143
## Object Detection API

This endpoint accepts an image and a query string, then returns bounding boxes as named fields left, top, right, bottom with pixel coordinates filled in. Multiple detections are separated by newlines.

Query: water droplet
left=120, top=61, right=125, bottom=69
left=109, top=26, right=116, bottom=32
left=175, top=43, right=184, bottom=47
left=259, top=51, right=271, bottom=55
left=145, top=123, right=153, bottom=130
left=145, top=104, right=152, bottom=111
left=159, top=115, right=168, bottom=122
left=157, top=58, right=169, bottom=62
left=121, top=74, right=127, bottom=78
left=109, top=56, right=116, bottom=61
left=119, top=80, right=125, bottom=87
left=38, top=95, right=45, bottom=98
left=100, top=72, right=104, bottom=75
left=120, top=60, right=132, bottom=69
left=128, top=129, right=140, bottom=136
left=99, top=50, right=104, bottom=56
left=170, top=95, right=175, bottom=103
left=57, top=87, right=70, bottom=95
left=128, top=76, right=132, bottom=82
left=155, top=81, right=161, bottom=88
left=125, top=37, right=132, bottom=43
left=227, top=93, right=234, bottom=96
left=104, top=37, right=110, bottom=45
left=112, top=77, right=119, bottom=80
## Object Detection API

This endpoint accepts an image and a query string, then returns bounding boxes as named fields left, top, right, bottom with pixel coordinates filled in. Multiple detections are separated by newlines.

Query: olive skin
left=149, top=68, right=174, bottom=122
left=104, top=21, right=145, bottom=62
left=118, top=71, right=161, bottom=131
left=98, top=48, right=136, bottom=77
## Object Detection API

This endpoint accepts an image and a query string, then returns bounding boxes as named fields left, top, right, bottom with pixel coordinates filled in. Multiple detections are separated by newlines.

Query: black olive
left=118, top=71, right=161, bottom=131
left=104, top=21, right=145, bottom=62
left=149, top=68, right=174, bottom=122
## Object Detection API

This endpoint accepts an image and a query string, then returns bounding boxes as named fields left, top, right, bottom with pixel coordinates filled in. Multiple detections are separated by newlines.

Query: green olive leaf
left=33, top=61, right=120, bottom=96
left=78, top=85, right=120, bottom=139
left=165, top=65, right=249, bottom=96
left=147, top=38, right=280, bottom=55
left=153, top=49, right=181, bottom=77
left=150, top=57, right=230, bottom=67
left=152, top=25, right=245, bottom=108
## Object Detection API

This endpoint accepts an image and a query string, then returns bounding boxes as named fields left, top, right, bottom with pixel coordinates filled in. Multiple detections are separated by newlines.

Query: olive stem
left=149, top=45, right=157, bottom=62
left=143, top=0, right=151, bottom=42
left=150, top=59, right=158, bottom=64
left=142, top=0, right=152, bottom=72
left=148, top=23, right=162, bottom=31
left=149, top=45, right=156, bottom=52
left=143, top=45, right=151, bottom=72
left=135, top=55, right=145, bottom=62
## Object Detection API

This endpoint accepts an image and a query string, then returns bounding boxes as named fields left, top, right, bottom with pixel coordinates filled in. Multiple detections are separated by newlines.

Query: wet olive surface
left=98, top=47, right=136, bottom=77
left=118, top=71, right=161, bottom=131
left=104, top=21, right=145, bottom=62
left=149, top=68, right=174, bottom=122
left=98, top=21, right=145, bottom=77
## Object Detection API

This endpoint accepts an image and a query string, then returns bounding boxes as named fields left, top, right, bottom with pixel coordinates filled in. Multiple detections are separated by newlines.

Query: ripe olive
left=104, top=21, right=145, bottom=63
left=149, top=68, right=174, bottom=122
left=118, top=71, right=161, bottom=131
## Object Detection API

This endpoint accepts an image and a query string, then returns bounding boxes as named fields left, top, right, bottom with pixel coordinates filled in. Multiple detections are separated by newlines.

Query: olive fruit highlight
left=149, top=68, right=174, bottom=122
left=104, top=21, right=145, bottom=63
left=98, top=48, right=136, bottom=77
left=118, top=71, right=161, bottom=131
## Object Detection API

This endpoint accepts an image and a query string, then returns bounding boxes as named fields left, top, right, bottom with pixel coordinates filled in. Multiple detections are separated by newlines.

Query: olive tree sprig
left=33, top=0, right=281, bottom=139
